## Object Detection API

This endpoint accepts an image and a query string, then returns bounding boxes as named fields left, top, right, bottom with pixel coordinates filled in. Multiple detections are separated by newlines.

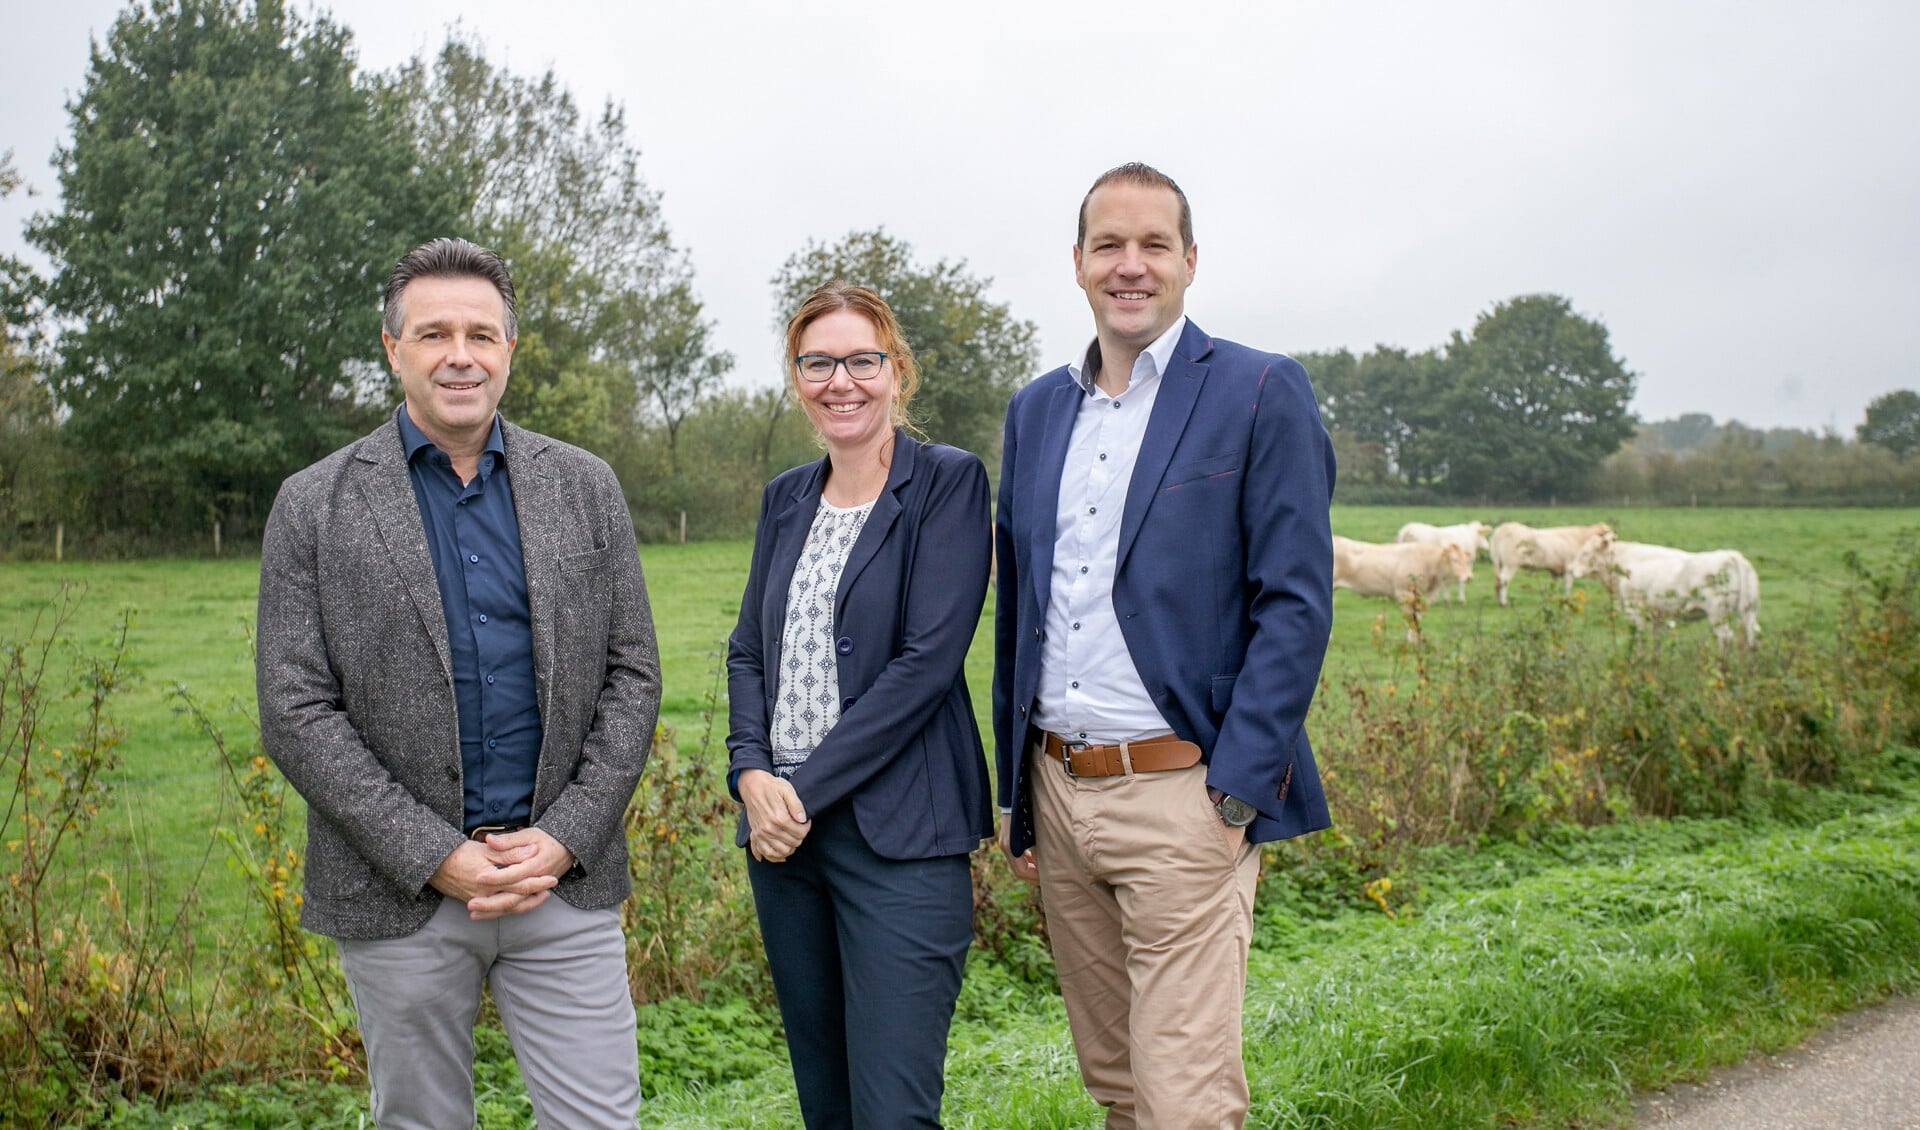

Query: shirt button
left=477, top=614, right=488, bottom=624
left=487, top=738, right=498, bottom=749
left=1071, top=681, right=1080, bottom=689
left=1088, top=506, right=1097, bottom=515
left=1099, top=453, right=1108, bottom=461
left=1080, top=566, right=1089, bottom=574
left=836, top=637, right=854, bottom=655
left=468, top=554, right=479, bottom=564
left=485, top=674, right=496, bottom=685
left=1071, top=621, right=1081, bottom=630
left=1113, top=401, right=1122, bottom=409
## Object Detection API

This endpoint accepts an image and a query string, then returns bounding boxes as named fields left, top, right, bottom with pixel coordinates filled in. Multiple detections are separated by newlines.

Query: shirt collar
left=396, top=404, right=506, bottom=469
left=1067, top=315, right=1188, bottom=396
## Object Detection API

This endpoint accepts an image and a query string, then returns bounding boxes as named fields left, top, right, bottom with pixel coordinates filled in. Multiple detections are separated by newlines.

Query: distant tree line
left=0, top=0, right=1035, bottom=554
left=1299, top=295, right=1917, bottom=506
left=4, top=1, right=1910, bottom=554
left=1592, top=394, right=1920, bottom=506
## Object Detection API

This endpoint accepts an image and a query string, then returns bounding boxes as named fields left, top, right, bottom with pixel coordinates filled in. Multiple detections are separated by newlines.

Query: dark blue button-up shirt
left=397, top=406, right=542, bottom=832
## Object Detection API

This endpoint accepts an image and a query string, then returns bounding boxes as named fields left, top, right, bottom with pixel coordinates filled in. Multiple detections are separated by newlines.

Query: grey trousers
left=337, top=894, right=639, bottom=1129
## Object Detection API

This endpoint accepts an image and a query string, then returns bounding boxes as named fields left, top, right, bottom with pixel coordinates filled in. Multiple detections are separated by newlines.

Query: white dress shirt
left=1031, top=316, right=1188, bottom=744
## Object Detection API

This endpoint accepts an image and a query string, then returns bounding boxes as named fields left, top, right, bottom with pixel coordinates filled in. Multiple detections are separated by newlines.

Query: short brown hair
left=383, top=237, right=518, bottom=339
left=1076, top=162, right=1193, bottom=251
left=782, top=282, right=921, bottom=433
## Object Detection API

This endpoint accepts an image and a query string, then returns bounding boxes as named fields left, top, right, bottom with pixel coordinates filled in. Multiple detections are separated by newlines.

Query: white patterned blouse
left=770, top=497, right=875, bottom=777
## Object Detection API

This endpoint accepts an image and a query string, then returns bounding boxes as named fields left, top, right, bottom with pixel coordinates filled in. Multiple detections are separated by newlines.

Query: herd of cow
left=1331, top=520, right=1762, bottom=647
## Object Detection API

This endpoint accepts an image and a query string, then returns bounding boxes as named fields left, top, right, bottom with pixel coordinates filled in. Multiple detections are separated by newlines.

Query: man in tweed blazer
left=256, top=238, right=660, bottom=1128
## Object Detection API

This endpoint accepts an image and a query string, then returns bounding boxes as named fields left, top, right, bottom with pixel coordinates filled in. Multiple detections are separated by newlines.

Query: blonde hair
left=783, top=282, right=920, bottom=433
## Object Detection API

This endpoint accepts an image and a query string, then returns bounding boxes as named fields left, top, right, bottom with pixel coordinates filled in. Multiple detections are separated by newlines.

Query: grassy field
left=96, top=761, right=1920, bottom=1129
left=5, top=504, right=1918, bottom=1125
left=2, top=507, right=1914, bottom=919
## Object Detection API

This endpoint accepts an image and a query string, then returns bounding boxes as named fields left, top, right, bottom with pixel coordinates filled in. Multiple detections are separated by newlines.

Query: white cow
left=1333, top=536, right=1473, bottom=605
left=1395, top=521, right=1492, bottom=602
left=1489, top=522, right=1614, bottom=606
left=1566, top=540, right=1761, bottom=648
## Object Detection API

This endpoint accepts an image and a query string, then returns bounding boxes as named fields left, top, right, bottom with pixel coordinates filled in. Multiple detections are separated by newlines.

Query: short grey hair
left=382, top=237, right=519, bottom=339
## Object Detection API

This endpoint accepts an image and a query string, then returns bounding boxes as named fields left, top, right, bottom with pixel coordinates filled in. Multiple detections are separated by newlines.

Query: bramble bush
left=1293, top=531, right=1920, bottom=914
left=0, top=591, right=214, bottom=1122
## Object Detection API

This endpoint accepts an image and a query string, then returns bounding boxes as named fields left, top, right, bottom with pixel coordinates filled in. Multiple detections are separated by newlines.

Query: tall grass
left=4, top=516, right=1919, bottom=1126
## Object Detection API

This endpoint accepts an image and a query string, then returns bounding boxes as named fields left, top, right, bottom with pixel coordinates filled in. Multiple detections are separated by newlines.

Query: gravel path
left=1635, top=995, right=1920, bottom=1129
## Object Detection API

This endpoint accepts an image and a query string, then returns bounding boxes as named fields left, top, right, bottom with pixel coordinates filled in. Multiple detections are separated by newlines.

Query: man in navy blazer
left=993, top=163, right=1336, bottom=1128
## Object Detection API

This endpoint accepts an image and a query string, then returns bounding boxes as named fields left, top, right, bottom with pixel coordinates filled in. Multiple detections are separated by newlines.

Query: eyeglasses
left=794, top=351, right=889, bottom=382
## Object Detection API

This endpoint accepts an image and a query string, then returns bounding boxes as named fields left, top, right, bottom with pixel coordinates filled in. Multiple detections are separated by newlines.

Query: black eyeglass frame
left=793, top=351, right=890, bottom=383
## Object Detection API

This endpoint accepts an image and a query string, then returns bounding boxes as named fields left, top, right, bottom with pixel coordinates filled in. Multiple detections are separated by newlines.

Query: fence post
left=679, top=511, right=687, bottom=545
left=213, top=520, right=222, bottom=557
left=55, top=521, right=64, bottom=563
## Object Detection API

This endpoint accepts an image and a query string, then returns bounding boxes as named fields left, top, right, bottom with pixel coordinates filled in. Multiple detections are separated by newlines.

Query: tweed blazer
left=256, top=417, right=660, bottom=940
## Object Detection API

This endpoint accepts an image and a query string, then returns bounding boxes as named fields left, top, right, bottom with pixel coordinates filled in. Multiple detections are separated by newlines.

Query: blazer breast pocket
left=1162, top=453, right=1240, bottom=491
left=559, top=545, right=615, bottom=575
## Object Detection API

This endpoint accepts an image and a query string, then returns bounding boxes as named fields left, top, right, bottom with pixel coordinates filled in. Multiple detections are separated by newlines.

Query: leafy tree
left=1435, top=294, right=1637, bottom=500
left=26, top=0, right=459, bottom=535
left=1301, top=344, right=1449, bottom=489
left=608, top=281, right=733, bottom=466
left=0, top=160, right=58, bottom=539
left=1858, top=389, right=1920, bottom=460
left=772, top=229, right=1039, bottom=458
left=385, top=33, right=729, bottom=456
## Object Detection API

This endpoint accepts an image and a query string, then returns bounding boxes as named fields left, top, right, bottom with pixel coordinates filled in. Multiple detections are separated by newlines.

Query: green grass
left=3, top=508, right=1914, bottom=932
left=5, top=506, right=1918, bottom=1125
left=99, top=762, right=1920, bottom=1128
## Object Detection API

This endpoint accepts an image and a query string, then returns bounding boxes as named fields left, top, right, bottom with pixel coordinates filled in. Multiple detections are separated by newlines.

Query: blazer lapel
left=502, top=422, right=558, bottom=715
left=1027, top=378, right=1083, bottom=616
left=353, top=422, right=453, bottom=684
left=1117, top=323, right=1213, bottom=571
left=836, top=432, right=913, bottom=613
left=761, top=457, right=828, bottom=666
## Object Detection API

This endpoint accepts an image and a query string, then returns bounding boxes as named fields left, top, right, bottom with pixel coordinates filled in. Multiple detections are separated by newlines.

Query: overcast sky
left=4, top=1, right=1916, bottom=432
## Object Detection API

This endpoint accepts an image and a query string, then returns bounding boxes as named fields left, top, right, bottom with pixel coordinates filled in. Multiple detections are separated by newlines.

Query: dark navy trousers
left=747, top=803, right=973, bottom=1129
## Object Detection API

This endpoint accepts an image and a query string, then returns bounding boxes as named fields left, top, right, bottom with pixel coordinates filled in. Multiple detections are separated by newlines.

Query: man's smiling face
left=1074, top=180, right=1197, bottom=354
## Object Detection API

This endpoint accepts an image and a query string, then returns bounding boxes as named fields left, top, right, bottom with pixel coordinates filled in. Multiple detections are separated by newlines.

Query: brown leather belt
left=468, top=823, right=527, bottom=841
left=1041, top=732, right=1202, bottom=778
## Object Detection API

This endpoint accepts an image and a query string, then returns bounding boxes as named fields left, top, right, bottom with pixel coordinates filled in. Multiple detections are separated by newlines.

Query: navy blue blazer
left=727, top=431, right=994, bottom=860
left=993, top=320, right=1336, bottom=856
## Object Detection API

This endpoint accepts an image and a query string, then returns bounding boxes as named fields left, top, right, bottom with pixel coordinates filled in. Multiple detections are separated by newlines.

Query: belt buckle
left=469, top=823, right=519, bottom=841
left=1060, top=740, right=1089, bottom=778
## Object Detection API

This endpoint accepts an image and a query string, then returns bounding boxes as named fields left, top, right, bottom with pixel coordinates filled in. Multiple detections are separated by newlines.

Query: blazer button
left=842, top=696, right=857, bottom=710
left=443, top=765, right=458, bottom=782
left=836, top=636, right=854, bottom=655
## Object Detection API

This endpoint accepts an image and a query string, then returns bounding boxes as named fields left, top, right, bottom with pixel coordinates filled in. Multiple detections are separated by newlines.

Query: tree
left=1858, top=389, right=1920, bottom=460
left=0, top=157, right=58, bottom=539
left=608, top=281, right=732, bottom=466
left=26, top=0, right=459, bottom=536
left=1434, top=294, right=1636, bottom=500
left=1301, top=344, right=1449, bottom=489
left=772, top=229, right=1039, bottom=458
left=385, top=33, right=729, bottom=456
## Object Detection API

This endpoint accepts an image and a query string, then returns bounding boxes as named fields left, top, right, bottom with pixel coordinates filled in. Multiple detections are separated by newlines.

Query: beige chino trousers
left=1031, top=742, right=1263, bottom=1130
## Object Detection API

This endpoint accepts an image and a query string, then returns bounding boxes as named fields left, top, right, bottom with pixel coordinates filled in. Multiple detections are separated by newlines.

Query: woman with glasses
left=725, top=282, right=992, bottom=1128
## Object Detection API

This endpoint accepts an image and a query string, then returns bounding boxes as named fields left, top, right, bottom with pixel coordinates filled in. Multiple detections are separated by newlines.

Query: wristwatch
left=1215, top=794, right=1257, bottom=827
